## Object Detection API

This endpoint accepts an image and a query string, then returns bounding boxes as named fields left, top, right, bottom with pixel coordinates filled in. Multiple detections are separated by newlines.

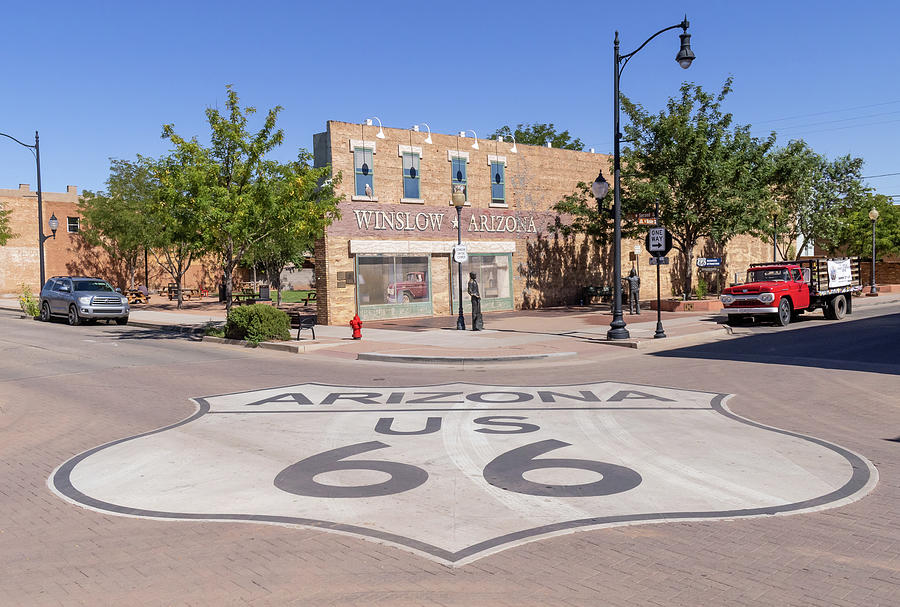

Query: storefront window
left=451, top=253, right=513, bottom=312
left=357, top=255, right=433, bottom=320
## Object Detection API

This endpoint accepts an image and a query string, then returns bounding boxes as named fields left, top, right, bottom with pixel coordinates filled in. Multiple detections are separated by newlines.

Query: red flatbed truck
left=720, top=257, right=862, bottom=327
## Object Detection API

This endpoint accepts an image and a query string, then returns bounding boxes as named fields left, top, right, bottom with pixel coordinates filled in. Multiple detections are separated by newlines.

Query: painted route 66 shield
left=51, top=382, right=876, bottom=565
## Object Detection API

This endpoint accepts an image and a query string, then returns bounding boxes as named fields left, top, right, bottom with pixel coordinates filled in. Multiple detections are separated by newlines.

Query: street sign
left=649, top=256, right=669, bottom=265
left=696, top=257, right=722, bottom=268
left=633, top=244, right=642, bottom=255
left=637, top=213, right=656, bottom=226
left=645, top=228, right=672, bottom=257
left=453, top=244, right=468, bottom=264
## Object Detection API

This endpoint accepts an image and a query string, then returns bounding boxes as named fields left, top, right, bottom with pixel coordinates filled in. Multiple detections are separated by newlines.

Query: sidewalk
left=4, top=292, right=898, bottom=363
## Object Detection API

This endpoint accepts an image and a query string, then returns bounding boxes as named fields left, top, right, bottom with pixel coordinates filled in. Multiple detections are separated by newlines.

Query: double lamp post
left=592, top=17, right=695, bottom=340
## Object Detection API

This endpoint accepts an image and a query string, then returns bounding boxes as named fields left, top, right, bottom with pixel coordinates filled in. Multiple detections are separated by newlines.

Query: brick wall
left=860, top=259, right=900, bottom=286
left=1, top=184, right=221, bottom=295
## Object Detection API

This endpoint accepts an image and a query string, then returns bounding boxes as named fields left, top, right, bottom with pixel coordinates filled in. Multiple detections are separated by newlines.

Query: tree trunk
left=176, top=257, right=184, bottom=309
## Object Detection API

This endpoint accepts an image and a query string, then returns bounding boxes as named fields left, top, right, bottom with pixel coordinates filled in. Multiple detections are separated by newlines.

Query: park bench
left=288, top=312, right=317, bottom=340
left=581, top=285, right=613, bottom=304
left=301, top=291, right=317, bottom=305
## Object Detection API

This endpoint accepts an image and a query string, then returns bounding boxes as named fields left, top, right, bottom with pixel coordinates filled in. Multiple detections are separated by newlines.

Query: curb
left=202, top=335, right=328, bottom=354
left=356, top=351, right=578, bottom=364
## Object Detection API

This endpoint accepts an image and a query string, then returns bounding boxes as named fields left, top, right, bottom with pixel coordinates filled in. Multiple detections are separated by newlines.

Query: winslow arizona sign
left=51, top=382, right=876, bottom=566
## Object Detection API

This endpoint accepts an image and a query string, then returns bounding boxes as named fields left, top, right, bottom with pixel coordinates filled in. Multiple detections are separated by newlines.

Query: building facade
left=312, top=120, right=778, bottom=326
left=0, top=183, right=217, bottom=295
left=312, top=121, right=620, bottom=325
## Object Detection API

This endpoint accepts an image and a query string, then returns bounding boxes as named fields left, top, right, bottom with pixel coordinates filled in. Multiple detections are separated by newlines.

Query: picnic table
left=301, top=291, right=317, bottom=305
left=166, top=287, right=198, bottom=300
left=232, top=289, right=257, bottom=305
left=125, top=289, right=149, bottom=304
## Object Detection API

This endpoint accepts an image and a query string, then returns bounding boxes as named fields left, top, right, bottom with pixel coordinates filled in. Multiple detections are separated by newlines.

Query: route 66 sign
left=52, top=382, right=875, bottom=566
left=453, top=244, right=468, bottom=264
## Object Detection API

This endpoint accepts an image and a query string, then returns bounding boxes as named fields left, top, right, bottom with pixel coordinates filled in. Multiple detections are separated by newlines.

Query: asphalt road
left=1, top=304, right=898, bottom=606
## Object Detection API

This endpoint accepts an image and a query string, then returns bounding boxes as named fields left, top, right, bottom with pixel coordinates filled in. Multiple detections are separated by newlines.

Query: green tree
left=78, top=157, right=156, bottom=289
left=0, top=205, right=14, bottom=245
left=619, top=78, right=775, bottom=297
left=162, top=86, right=341, bottom=310
left=765, top=140, right=868, bottom=258
left=838, top=193, right=900, bottom=258
left=243, top=157, right=342, bottom=305
left=148, top=146, right=213, bottom=308
left=489, top=123, right=584, bottom=150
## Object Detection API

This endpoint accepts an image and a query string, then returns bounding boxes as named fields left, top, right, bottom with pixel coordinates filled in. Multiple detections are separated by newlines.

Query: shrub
left=695, top=275, right=708, bottom=299
left=18, top=283, right=40, bottom=318
left=224, top=304, right=291, bottom=344
left=203, top=322, right=225, bottom=338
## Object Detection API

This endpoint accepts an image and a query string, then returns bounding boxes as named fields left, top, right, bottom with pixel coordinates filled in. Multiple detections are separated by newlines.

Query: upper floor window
left=450, top=153, right=468, bottom=204
left=350, top=139, right=377, bottom=200
left=399, top=145, right=422, bottom=202
left=490, top=160, right=505, bottom=205
left=67, top=216, right=80, bottom=233
left=354, top=147, right=374, bottom=198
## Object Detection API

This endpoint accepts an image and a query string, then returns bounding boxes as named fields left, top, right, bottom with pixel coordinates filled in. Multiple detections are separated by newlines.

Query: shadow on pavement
left=653, top=312, right=900, bottom=375
left=108, top=326, right=204, bottom=341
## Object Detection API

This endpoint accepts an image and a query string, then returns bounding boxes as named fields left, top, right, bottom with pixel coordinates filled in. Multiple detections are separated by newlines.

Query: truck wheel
left=67, top=305, right=82, bottom=326
left=831, top=295, right=847, bottom=320
left=401, top=292, right=412, bottom=304
left=775, top=298, right=792, bottom=327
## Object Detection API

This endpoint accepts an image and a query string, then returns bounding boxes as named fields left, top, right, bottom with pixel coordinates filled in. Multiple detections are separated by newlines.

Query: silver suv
left=39, top=276, right=130, bottom=326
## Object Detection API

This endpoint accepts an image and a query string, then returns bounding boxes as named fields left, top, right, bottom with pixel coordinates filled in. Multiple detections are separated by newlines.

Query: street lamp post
left=608, top=17, right=695, bottom=340
left=0, top=130, right=55, bottom=286
left=452, top=185, right=466, bottom=330
left=869, top=207, right=879, bottom=295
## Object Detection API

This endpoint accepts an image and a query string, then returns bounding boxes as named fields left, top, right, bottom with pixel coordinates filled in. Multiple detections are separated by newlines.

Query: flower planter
left=648, top=298, right=723, bottom=313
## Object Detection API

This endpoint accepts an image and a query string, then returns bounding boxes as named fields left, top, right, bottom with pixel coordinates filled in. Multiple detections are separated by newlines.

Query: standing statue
left=467, top=272, right=484, bottom=330
left=627, top=268, right=641, bottom=315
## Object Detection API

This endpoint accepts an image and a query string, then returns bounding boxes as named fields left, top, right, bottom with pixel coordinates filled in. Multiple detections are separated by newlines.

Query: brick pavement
left=0, top=304, right=898, bottom=606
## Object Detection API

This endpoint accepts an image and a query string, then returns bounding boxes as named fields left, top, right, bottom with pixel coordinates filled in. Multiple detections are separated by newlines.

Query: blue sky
left=3, top=0, right=899, bottom=199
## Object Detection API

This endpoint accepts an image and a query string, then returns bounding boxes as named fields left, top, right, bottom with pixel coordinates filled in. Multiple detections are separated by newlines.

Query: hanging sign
left=453, top=244, right=468, bottom=264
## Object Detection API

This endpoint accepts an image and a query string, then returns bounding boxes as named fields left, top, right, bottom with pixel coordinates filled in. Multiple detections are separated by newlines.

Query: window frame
left=349, top=139, right=377, bottom=201
left=399, top=145, right=423, bottom=203
left=67, top=216, right=80, bottom=233
left=448, top=150, right=470, bottom=206
left=489, top=158, right=506, bottom=207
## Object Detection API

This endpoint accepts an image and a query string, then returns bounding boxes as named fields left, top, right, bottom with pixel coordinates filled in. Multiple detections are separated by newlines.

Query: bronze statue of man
left=627, top=268, right=641, bottom=315
left=467, top=272, right=484, bottom=330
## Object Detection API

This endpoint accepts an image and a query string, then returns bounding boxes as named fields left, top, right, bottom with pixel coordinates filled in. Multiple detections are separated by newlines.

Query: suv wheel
left=115, top=316, right=129, bottom=326
left=67, top=305, right=82, bottom=326
left=775, top=298, right=792, bottom=327
left=40, top=302, right=51, bottom=322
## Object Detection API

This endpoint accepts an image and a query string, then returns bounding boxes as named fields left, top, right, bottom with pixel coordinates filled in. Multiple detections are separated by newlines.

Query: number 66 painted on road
left=274, top=440, right=642, bottom=499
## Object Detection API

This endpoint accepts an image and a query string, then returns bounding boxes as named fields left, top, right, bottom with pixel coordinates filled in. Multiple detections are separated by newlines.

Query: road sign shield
left=51, top=382, right=876, bottom=566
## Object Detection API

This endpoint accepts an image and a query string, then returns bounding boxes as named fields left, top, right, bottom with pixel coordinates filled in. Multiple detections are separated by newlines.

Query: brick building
left=312, top=120, right=773, bottom=326
left=0, top=183, right=217, bottom=296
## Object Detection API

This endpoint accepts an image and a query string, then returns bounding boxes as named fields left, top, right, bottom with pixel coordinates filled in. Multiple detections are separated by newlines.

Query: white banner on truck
left=827, top=259, right=852, bottom=288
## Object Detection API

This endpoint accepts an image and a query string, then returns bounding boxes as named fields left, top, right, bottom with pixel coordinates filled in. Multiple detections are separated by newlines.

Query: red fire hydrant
left=350, top=314, right=363, bottom=340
